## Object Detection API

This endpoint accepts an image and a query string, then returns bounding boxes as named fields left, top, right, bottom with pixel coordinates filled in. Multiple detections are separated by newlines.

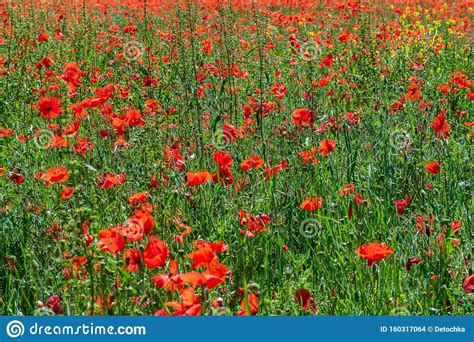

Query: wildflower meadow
left=0, top=0, right=473, bottom=317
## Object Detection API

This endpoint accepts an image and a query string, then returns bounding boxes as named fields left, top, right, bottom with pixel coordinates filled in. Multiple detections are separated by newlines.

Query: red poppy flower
left=82, top=220, right=93, bottom=247
left=405, top=83, right=422, bottom=100
left=319, top=54, right=334, bottom=67
left=180, top=272, right=206, bottom=287
left=339, top=183, right=355, bottom=196
left=238, top=210, right=271, bottom=237
left=300, top=196, right=323, bottom=211
left=122, top=248, right=142, bottom=273
left=241, top=156, right=264, bottom=171
left=318, top=139, right=336, bottom=156
left=0, top=127, right=14, bottom=137
left=165, top=287, right=202, bottom=316
left=188, top=246, right=217, bottom=269
left=431, top=110, right=451, bottom=138
left=43, top=166, right=69, bottom=186
left=452, top=221, right=462, bottom=232
left=61, top=62, right=82, bottom=86
left=213, top=167, right=234, bottom=186
left=128, top=191, right=149, bottom=204
left=395, top=195, right=411, bottom=215
left=355, top=242, right=394, bottom=266
left=406, top=257, right=422, bottom=270
left=121, top=218, right=144, bottom=242
left=164, top=143, right=185, bottom=170
left=46, top=135, right=68, bottom=149
left=143, top=236, right=169, bottom=269
left=38, top=97, right=63, bottom=119
left=270, top=83, right=287, bottom=100
left=213, top=151, right=232, bottom=168
left=263, top=160, right=288, bottom=179
left=292, top=108, right=313, bottom=127
left=299, top=148, right=318, bottom=165
left=185, top=171, right=212, bottom=187
left=98, top=173, right=126, bottom=189
left=98, top=226, right=125, bottom=256
left=295, top=288, right=317, bottom=314
left=45, top=295, right=62, bottom=314
left=236, top=293, right=259, bottom=316
left=463, top=275, right=474, bottom=294
left=424, top=162, right=440, bottom=175
left=37, top=33, right=49, bottom=42
left=200, top=38, right=213, bottom=55
left=9, top=173, right=24, bottom=185
left=128, top=210, right=154, bottom=237
left=73, top=137, right=94, bottom=155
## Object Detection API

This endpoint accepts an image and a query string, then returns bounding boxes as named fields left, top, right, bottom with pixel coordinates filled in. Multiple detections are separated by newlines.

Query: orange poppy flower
left=98, top=226, right=125, bottom=256
left=185, top=171, right=212, bottom=187
left=355, top=242, right=394, bottom=266
left=60, top=186, right=74, bottom=200
left=46, top=135, right=68, bottom=149
left=188, top=246, right=217, bottom=269
left=128, top=191, right=149, bottom=204
left=44, top=166, right=69, bottom=186
left=405, top=83, right=422, bottom=100
left=241, top=156, right=264, bottom=171
left=318, top=139, right=336, bottom=156
left=300, top=196, right=323, bottom=211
